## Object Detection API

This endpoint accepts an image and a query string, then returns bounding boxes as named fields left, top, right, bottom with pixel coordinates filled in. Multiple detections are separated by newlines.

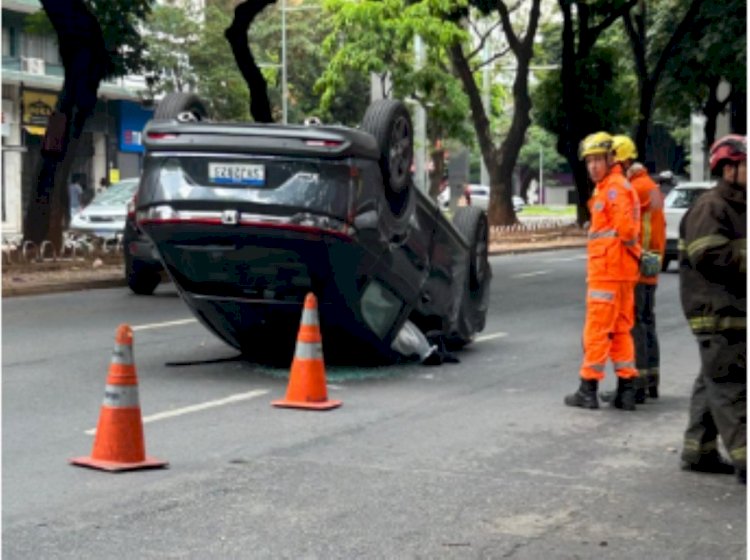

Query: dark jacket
left=678, top=179, right=746, bottom=334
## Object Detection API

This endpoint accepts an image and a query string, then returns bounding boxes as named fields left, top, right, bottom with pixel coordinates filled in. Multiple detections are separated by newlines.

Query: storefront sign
left=22, top=90, right=57, bottom=136
left=119, top=101, right=153, bottom=153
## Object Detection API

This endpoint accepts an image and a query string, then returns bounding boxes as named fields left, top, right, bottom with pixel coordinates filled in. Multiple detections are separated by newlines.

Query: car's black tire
left=453, top=206, right=490, bottom=291
left=125, top=254, right=161, bottom=295
left=448, top=206, right=491, bottom=348
left=153, top=92, right=208, bottom=122
left=361, top=99, right=413, bottom=195
left=661, top=256, right=672, bottom=272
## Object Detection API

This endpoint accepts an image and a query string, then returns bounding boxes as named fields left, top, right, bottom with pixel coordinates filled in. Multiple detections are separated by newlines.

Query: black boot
left=681, top=452, right=736, bottom=475
left=603, top=377, right=636, bottom=411
left=646, top=372, right=659, bottom=399
left=634, top=375, right=647, bottom=404
left=737, top=468, right=747, bottom=485
left=564, top=379, right=599, bottom=409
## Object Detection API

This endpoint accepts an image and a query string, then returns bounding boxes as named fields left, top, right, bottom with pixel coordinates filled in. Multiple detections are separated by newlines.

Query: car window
left=93, top=180, right=139, bottom=206
left=140, top=156, right=352, bottom=219
left=664, top=188, right=708, bottom=209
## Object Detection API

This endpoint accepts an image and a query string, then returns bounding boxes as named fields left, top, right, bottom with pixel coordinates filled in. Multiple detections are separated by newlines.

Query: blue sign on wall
left=118, top=101, right=153, bottom=154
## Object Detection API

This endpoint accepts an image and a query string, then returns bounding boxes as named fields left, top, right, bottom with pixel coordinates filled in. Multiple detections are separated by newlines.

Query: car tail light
left=147, top=132, right=178, bottom=140
left=305, top=140, right=342, bottom=147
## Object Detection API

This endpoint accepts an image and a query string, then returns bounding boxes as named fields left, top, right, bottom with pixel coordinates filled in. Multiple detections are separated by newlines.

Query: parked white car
left=464, top=184, right=525, bottom=213
left=662, top=181, right=713, bottom=270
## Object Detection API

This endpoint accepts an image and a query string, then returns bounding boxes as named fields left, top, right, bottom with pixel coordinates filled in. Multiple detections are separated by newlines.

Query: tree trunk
left=518, top=166, right=535, bottom=201
left=24, top=0, right=110, bottom=250
left=428, top=147, right=445, bottom=199
left=225, top=0, right=276, bottom=123
left=558, top=1, right=588, bottom=225
left=487, top=163, right=517, bottom=225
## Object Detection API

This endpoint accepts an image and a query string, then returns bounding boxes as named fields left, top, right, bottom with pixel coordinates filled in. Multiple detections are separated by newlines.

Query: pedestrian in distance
left=600, top=135, right=666, bottom=404
left=68, top=173, right=83, bottom=222
left=564, top=132, right=642, bottom=411
left=679, top=134, right=746, bottom=484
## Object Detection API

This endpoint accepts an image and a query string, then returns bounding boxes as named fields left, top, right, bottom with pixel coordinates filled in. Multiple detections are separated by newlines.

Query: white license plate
left=208, top=163, right=265, bottom=186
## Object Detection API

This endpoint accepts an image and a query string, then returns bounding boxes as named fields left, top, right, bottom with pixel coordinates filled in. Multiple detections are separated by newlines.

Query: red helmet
left=709, top=134, right=746, bottom=173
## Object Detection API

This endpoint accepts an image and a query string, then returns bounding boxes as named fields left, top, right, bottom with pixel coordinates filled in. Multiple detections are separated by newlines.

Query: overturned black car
left=136, top=93, right=490, bottom=364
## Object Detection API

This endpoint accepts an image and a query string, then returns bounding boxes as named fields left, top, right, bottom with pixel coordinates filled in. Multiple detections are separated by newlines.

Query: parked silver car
left=70, top=178, right=140, bottom=239
left=465, top=184, right=525, bottom=213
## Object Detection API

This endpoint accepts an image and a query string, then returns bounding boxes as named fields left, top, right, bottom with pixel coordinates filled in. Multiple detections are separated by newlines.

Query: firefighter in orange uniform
left=610, top=135, right=666, bottom=402
left=565, top=132, right=642, bottom=411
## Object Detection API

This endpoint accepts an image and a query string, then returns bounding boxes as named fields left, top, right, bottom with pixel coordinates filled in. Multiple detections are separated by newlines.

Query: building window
left=2, top=27, right=17, bottom=58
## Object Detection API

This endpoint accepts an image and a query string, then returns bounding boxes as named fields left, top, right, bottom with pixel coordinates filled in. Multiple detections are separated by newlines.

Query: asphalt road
left=3, top=249, right=745, bottom=559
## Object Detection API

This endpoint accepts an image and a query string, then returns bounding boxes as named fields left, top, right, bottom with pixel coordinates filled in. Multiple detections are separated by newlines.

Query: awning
left=23, top=125, right=45, bottom=136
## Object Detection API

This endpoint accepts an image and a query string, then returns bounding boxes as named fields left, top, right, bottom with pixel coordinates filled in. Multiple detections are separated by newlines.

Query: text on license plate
left=208, top=163, right=265, bottom=186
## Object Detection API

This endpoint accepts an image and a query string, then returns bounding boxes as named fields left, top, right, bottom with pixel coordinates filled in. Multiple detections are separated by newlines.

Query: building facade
left=2, top=0, right=153, bottom=237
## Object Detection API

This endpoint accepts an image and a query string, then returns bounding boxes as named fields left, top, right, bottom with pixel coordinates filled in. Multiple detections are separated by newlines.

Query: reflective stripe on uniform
left=614, top=361, right=635, bottom=370
left=683, top=438, right=717, bottom=453
left=102, top=384, right=140, bottom=408
left=589, top=229, right=617, bottom=239
left=589, top=290, right=614, bottom=301
left=730, top=447, right=746, bottom=462
left=294, top=340, right=323, bottom=360
left=642, top=210, right=652, bottom=250
left=111, top=343, right=134, bottom=365
left=687, top=234, right=730, bottom=261
left=623, top=238, right=638, bottom=247
left=689, top=316, right=747, bottom=332
left=585, top=363, right=606, bottom=372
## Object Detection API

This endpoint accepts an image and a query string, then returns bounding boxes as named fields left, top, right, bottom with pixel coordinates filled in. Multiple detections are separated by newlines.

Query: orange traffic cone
left=272, top=293, right=342, bottom=410
left=70, top=324, right=168, bottom=472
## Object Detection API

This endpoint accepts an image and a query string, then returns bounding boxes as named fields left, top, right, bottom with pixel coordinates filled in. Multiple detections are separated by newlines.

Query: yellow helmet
left=579, top=132, right=614, bottom=160
left=612, top=135, right=638, bottom=162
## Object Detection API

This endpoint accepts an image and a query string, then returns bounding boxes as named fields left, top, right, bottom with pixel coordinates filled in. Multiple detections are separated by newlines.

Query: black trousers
left=631, top=283, right=659, bottom=385
left=682, top=330, right=747, bottom=469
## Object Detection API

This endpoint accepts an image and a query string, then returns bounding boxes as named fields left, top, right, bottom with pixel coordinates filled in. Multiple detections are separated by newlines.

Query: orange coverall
left=580, top=163, right=641, bottom=381
left=629, top=164, right=666, bottom=284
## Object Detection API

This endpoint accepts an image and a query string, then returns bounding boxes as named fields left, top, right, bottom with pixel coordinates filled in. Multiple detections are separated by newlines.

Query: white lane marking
left=543, top=255, right=587, bottom=262
left=85, top=389, right=270, bottom=435
left=475, top=331, right=508, bottom=343
left=512, top=270, right=550, bottom=279
left=132, top=318, right=198, bottom=331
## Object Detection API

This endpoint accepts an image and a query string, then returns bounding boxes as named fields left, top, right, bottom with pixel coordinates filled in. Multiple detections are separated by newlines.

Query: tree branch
left=496, top=0, right=520, bottom=54
left=649, top=0, right=703, bottom=89
left=466, top=19, right=502, bottom=61
left=470, top=46, right=511, bottom=72
left=580, top=0, right=638, bottom=56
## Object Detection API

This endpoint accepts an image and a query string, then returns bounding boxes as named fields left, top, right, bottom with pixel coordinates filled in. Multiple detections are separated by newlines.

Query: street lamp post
left=281, top=0, right=288, bottom=124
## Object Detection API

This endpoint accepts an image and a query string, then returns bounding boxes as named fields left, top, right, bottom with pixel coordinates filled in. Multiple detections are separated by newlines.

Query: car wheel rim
left=177, top=109, right=202, bottom=123
left=389, top=116, right=412, bottom=185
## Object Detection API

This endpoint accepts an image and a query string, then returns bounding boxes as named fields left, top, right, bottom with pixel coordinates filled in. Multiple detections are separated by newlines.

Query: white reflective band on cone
left=294, top=341, right=323, bottom=360
left=110, top=343, right=134, bottom=365
left=102, top=384, right=140, bottom=408
left=300, top=308, right=320, bottom=326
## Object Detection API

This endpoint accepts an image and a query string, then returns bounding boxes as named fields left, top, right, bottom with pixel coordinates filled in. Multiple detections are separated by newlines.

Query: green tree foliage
left=143, top=4, right=199, bottom=95
left=656, top=0, right=746, bottom=149
left=533, top=26, right=638, bottom=141
left=25, top=0, right=152, bottom=77
left=316, top=0, right=472, bottom=194
left=620, top=0, right=704, bottom=159
left=188, top=5, right=253, bottom=121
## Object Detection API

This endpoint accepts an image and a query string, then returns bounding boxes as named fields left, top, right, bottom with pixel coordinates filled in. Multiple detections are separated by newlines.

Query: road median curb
left=3, top=237, right=587, bottom=297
